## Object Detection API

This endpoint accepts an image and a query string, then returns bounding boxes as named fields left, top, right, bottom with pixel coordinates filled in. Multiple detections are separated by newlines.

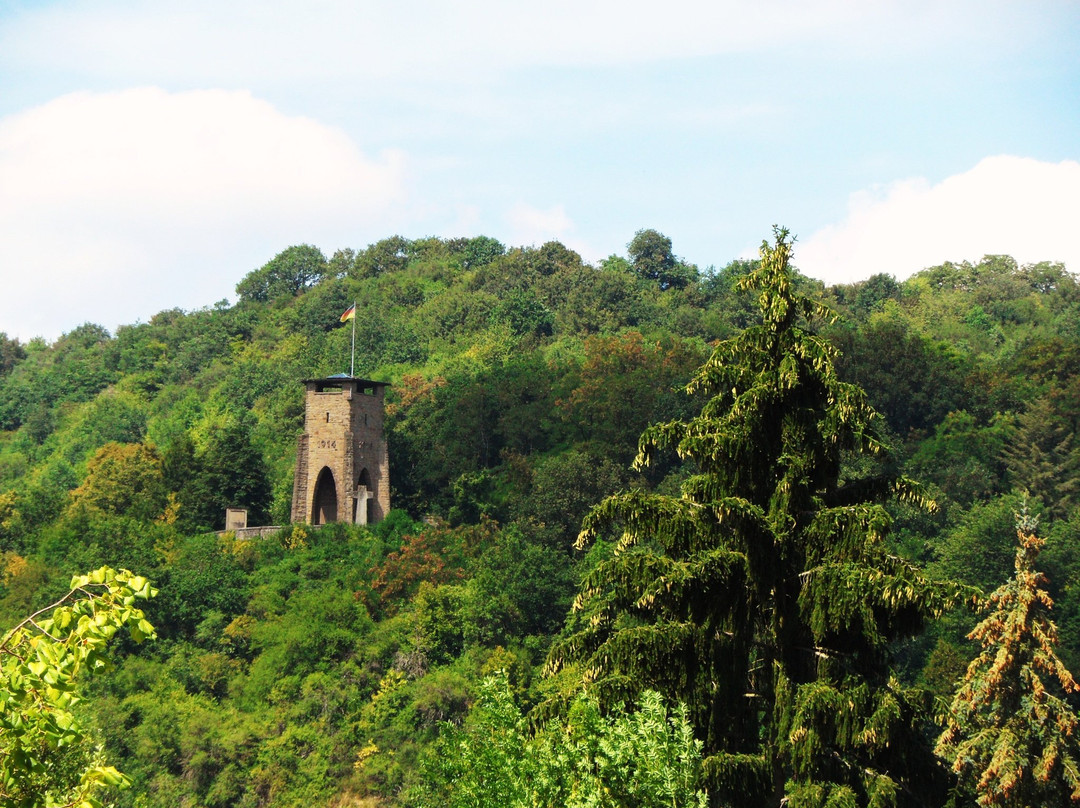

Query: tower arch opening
left=312, top=466, right=338, bottom=524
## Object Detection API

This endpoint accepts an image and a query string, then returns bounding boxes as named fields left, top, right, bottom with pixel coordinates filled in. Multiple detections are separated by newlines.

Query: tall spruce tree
left=936, top=508, right=1080, bottom=807
left=547, top=229, right=959, bottom=807
left=1001, top=397, right=1080, bottom=520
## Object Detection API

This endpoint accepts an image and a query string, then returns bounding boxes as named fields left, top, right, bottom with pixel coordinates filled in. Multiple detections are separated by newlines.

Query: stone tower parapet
left=291, top=376, right=390, bottom=525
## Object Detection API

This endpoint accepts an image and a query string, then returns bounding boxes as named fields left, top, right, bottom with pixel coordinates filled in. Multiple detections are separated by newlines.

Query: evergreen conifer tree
left=936, top=508, right=1080, bottom=806
left=1001, top=397, right=1080, bottom=519
left=547, top=228, right=959, bottom=807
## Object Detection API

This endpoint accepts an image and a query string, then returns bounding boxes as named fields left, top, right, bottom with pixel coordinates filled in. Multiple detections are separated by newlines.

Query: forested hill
left=1, top=231, right=1079, bottom=807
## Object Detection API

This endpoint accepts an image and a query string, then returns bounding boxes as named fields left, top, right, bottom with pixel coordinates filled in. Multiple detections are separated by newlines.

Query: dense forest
left=2, top=228, right=1079, bottom=807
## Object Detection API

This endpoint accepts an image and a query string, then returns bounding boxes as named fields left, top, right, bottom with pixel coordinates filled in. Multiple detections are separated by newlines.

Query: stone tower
left=291, top=376, right=390, bottom=525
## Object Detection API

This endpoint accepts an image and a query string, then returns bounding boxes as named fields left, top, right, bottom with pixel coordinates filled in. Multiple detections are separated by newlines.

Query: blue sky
left=1, top=0, right=1078, bottom=340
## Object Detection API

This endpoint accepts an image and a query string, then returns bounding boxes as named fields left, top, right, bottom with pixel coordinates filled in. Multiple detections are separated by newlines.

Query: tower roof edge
left=301, top=376, right=390, bottom=387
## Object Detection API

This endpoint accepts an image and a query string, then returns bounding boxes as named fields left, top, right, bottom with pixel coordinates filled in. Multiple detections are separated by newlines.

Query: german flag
left=340, top=304, right=356, bottom=322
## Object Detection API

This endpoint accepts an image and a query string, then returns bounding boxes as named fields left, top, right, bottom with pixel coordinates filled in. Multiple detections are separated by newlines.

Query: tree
left=0, top=566, right=156, bottom=808
left=353, top=235, right=411, bottom=278
left=908, top=411, right=1010, bottom=507
left=0, top=324, right=116, bottom=431
left=369, top=518, right=498, bottom=611
left=628, top=228, right=696, bottom=290
left=555, top=265, right=651, bottom=334
left=557, top=331, right=705, bottom=464
left=936, top=509, right=1080, bottom=807
left=181, top=412, right=272, bottom=531
left=0, top=332, right=25, bottom=377
left=493, top=288, right=554, bottom=338
left=155, top=532, right=249, bottom=635
left=531, top=240, right=584, bottom=277
left=828, top=273, right=901, bottom=320
left=68, top=441, right=165, bottom=521
left=457, top=235, right=506, bottom=270
left=235, top=244, right=328, bottom=303
left=510, top=449, right=627, bottom=551
left=832, top=315, right=972, bottom=437
left=412, top=674, right=708, bottom=808
left=548, top=228, right=958, bottom=807
left=1001, top=397, right=1080, bottom=519
left=932, top=493, right=1030, bottom=594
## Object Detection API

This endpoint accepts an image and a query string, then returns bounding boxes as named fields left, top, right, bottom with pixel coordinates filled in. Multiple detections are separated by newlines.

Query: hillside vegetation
left=2, top=230, right=1080, bottom=807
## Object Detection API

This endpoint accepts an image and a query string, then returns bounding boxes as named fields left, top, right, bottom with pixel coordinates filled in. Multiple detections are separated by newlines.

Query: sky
left=1, top=0, right=1078, bottom=341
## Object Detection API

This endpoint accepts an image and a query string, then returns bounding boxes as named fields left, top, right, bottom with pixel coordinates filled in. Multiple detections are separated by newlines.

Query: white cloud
left=797, top=156, right=1080, bottom=285
left=0, top=88, right=406, bottom=341
left=506, top=203, right=573, bottom=243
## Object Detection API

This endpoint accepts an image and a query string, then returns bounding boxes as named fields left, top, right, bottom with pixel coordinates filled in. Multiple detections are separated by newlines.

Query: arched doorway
left=312, top=467, right=338, bottom=524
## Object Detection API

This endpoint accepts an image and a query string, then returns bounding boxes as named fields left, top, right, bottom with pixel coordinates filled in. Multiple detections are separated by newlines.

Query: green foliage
left=1041, top=514, right=1080, bottom=672
left=456, top=235, right=506, bottom=270
left=178, top=410, right=272, bottom=531
left=909, top=411, right=1010, bottom=506
left=832, top=315, right=973, bottom=437
left=1001, top=396, right=1080, bottom=519
left=549, top=228, right=957, bottom=806
left=235, top=244, right=328, bottom=304
left=466, top=526, right=575, bottom=644
left=0, top=333, right=27, bottom=377
left=245, top=585, right=371, bottom=702
left=0, top=566, right=156, bottom=808
left=555, top=265, right=653, bottom=334
left=412, top=673, right=708, bottom=808
left=936, top=510, right=1080, bottom=806
left=628, top=228, right=697, bottom=291
left=68, top=442, right=165, bottom=521
left=370, top=518, right=498, bottom=611
left=7, top=459, right=78, bottom=547
left=556, top=330, right=706, bottom=464
left=353, top=235, right=411, bottom=278
left=509, top=449, right=628, bottom=551
left=0, top=324, right=116, bottom=431
left=493, top=287, right=554, bottom=338
left=56, top=390, right=150, bottom=463
left=826, top=273, right=902, bottom=320
left=156, top=534, right=249, bottom=636
left=931, top=493, right=1031, bottom=594
left=388, top=352, right=562, bottom=511
left=1, top=228, right=1078, bottom=807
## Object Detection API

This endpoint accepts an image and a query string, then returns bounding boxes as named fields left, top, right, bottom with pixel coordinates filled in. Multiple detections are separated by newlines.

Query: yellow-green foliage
left=68, top=441, right=164, bottom=519
left=0, top=566, right=156, bottom=808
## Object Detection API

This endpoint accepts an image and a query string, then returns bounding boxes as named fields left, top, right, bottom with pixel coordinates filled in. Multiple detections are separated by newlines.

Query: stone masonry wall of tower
left=290, top=378, right=390, bottom=525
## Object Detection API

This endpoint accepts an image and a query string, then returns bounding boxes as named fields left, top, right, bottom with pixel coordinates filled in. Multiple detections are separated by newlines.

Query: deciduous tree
left=0, top=332, right=25, bottom=377
left=413, top=674, right=708, bottom=808
left=628, top=228, right=697, bottom=290
left=0, top=566, right=156, bottom=808
left=68, top=441, right=165, bottom=521
left=235, top=244, right=328, bottom=303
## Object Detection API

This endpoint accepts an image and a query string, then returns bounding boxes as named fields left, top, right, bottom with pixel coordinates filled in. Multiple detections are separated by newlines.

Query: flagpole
left=350, top=300, right=356, bottom=377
